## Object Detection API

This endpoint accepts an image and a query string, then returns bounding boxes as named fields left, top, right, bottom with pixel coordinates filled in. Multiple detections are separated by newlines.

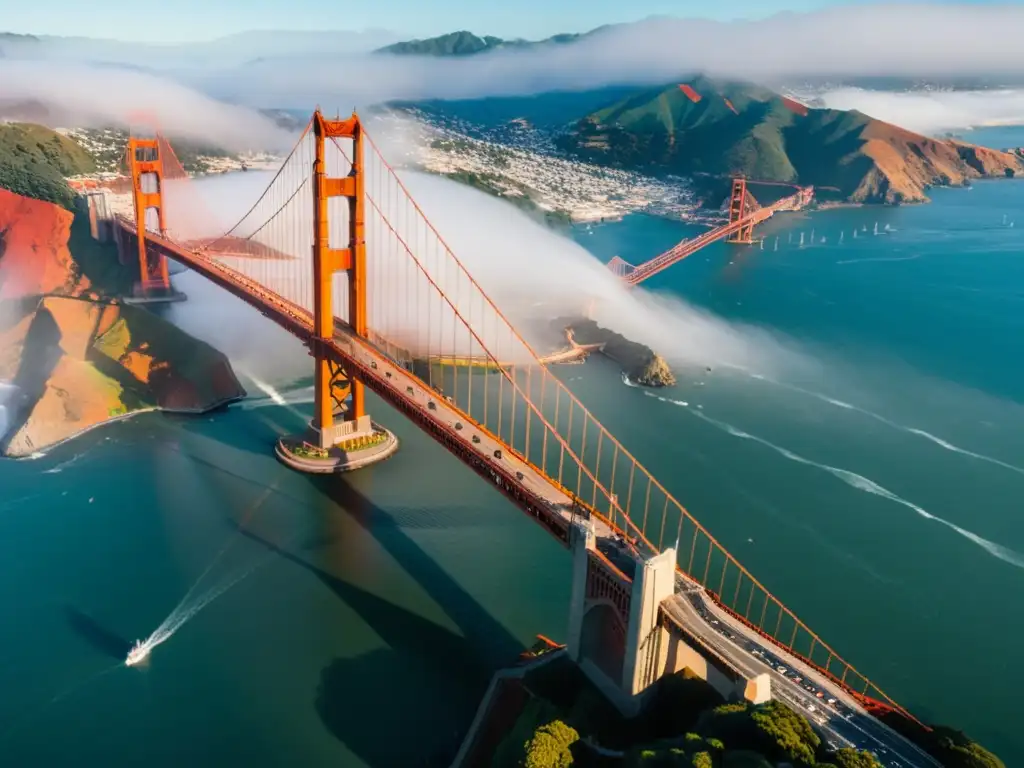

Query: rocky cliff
left=0, top=188, right=245, bottom=456
left=553, top=317, right=676, bottom=387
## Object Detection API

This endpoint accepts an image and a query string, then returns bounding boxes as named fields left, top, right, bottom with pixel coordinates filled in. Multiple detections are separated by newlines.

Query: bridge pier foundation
left=275, top=414, right=399, bottom=474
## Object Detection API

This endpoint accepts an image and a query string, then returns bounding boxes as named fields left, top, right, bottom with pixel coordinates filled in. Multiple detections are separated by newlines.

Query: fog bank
left=816, top=87, right=1024, bottom=136
left=0, top=60, right=294, bottom=152
left=167, top=164, right=804, bottom=375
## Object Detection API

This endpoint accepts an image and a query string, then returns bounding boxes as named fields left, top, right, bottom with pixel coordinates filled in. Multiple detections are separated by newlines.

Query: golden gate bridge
left=607, top=178, right=816, bottom=287
left=97, top=111, right=937, bottom=762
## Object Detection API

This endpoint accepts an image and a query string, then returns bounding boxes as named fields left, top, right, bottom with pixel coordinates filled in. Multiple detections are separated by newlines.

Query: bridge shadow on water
left=224, top=475, right=525, bottom=767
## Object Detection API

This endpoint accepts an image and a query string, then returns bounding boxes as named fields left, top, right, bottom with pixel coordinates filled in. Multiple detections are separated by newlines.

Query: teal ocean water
left=1, top=126, right=1023, bottom=765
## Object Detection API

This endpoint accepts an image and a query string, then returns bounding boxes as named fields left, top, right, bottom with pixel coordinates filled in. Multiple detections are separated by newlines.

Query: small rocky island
left=0, top=186, right=245, bottom=457
left=551, top=317, right=676, bottom=387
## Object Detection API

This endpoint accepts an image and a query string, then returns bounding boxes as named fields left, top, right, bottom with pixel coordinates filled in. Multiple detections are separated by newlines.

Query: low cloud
left=816, top=87, right=1024, bottom=135
left=160, top=160, right=799, bottom=372
left=381, top=171, right=800, bottom=372
left=178, top=5, right=1024, bottom=108
left=4, top=5, right=1024, bottom=150
left=0, top=60, right=295, bottom=152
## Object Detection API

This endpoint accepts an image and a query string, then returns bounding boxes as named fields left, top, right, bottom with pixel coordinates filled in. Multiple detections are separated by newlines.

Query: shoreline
left=3, top=392, right=245, bottom=460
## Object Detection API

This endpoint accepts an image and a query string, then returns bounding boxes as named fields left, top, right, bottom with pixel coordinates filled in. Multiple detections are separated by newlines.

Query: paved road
left=332, top=322, right=622, bottom=540
left=663, top=584, right=940, bottom=767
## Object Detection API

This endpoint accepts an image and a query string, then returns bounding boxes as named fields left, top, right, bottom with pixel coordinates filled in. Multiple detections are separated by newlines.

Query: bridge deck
left=662, top=587, right=939, bottom=766
left=117, top=217, right=934, bottom=766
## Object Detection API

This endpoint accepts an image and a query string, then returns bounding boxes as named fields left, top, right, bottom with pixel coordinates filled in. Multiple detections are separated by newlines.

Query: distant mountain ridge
left=375, top=29, right=593, bottom=56
left=556, top=76, right=1024, bottom=204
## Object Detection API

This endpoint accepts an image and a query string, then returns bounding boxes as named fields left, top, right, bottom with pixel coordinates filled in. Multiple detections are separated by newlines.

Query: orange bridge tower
left=725, top=178, right=756, bottom=245
left=275, top=109, right=398, bottom=472
left=124, top=118, right=183, bottom=304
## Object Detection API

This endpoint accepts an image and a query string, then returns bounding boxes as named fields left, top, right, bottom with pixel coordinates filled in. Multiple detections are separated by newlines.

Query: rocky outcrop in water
left=0, top=187, right=245, bottom=457
left=551, top=317, right=675, bottom=387
left=635, top=354, right=676, bottom=387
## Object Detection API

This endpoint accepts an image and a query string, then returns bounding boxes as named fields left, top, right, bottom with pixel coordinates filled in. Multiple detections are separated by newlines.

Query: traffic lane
left=688, top=594, right=936, bottom=766
left=663, top=597, right=857, bottom=748
left=672, top=599, right=918, bottom=761
left=334, top=325, right=625, bottom=540
left=678, top=592, right=936, bottom=766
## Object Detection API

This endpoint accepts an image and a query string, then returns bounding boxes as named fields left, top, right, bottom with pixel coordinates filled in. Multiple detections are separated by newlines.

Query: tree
left=832, top=748, right=882, bottom=768
left=750, top=700, right=820, bottom=765
left=927, top=727, right=1005, bottom=768
left=698, top=700, right=820, bottom=766
left=522, top=720, right=578, bottom=768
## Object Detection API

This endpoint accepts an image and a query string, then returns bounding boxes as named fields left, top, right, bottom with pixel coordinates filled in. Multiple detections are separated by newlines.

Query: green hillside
left=0, top=123, right=96, bottom=208
left=559, top=76, right=812, bottom=182
left=557, top=75, right=1024, bottom=203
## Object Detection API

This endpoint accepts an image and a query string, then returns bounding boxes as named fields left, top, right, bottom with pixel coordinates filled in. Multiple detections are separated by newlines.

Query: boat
left=125, top=640, right=150, bottom=666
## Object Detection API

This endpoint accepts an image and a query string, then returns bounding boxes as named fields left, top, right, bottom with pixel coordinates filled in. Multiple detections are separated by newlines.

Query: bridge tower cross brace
left=726, top=178, right=755, bottom=245
left=127, top=137, right=172, bottom=294
left=309, top=110, right=373, bottom=448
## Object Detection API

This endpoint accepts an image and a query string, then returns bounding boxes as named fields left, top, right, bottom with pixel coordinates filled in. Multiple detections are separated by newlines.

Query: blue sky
left=1, top=0, right=989, bottom=43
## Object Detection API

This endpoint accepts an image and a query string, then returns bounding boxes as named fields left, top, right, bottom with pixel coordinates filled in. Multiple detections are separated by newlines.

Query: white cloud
left=0, top=60, right=295, bottom=152
left=816, top=87, right=1024, bottom=134
left=159, top=160, right=799, bottom=372
left=178, top=5, right=1024, bottom=108
left=4, top=4, right=1024, bottom=150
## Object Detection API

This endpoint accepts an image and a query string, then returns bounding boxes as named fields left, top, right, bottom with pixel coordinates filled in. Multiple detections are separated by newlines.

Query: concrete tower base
left=275, top=416, right=398, bottom=474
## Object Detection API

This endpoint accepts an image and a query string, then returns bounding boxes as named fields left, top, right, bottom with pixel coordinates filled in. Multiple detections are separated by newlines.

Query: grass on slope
left=0, top=123, right=96, bottom=209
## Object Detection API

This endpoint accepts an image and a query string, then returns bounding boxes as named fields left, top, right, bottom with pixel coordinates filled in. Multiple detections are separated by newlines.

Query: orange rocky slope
left=0, top=187, right=93, bottom=299
left=854, top=120, right=1024, bottom=204
left=0, top=188, right=244, bottom=457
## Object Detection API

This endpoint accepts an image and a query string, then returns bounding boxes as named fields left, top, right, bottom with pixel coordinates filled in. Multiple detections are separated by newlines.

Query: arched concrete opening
left=579, top=600, right=627, bottom=685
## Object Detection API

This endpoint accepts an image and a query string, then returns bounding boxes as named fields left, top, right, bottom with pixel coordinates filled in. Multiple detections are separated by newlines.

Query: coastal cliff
left=553, top=317, right=676, bottom=387
left=0, top=188, right=245, bottom=456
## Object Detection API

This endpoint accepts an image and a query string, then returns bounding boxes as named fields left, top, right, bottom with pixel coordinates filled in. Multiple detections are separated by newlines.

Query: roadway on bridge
left=663, top=587, right=939, bottom=767
left=330, top=321, right=622, bottom=539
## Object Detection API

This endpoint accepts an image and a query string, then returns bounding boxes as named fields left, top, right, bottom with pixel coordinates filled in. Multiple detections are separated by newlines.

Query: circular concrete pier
left=275, top=425, right=399, bottom=474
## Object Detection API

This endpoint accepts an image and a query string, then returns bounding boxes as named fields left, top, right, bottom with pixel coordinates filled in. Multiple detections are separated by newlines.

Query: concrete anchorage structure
left=567, top=519, right=771, bottom=716
left=275, top=111, right=398, bottom=473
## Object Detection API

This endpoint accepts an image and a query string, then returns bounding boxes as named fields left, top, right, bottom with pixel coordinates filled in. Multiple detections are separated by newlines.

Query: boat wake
left=237, top=386, right=314, bottom=411
left=124, top=556, right=270, bottom=668
left=237, top=371, right=313, bottom=422
left=744, top=372, right=1024, bottom=478
left=125, top=486, right=281, bottom=668
left=835, top=253, right=921, bottom=265
left=644, top=391, right=1024, bottom=570
left=42, top=452, right=87, bottom=475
